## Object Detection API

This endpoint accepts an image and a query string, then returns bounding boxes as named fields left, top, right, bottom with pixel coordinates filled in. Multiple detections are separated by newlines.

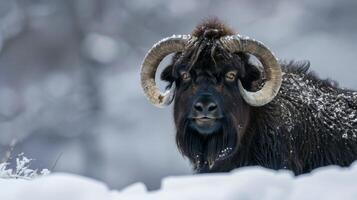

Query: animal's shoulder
left=281, top=60, right=340, bottom=89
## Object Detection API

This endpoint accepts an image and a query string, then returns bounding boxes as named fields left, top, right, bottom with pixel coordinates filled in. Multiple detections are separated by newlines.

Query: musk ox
left=140, top=19, right=357, bottom=174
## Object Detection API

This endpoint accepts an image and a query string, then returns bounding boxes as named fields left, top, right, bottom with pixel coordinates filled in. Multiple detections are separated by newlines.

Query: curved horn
left=220, top=35, right=282, bottom=106
left=141, top=35, right=194, bottom=107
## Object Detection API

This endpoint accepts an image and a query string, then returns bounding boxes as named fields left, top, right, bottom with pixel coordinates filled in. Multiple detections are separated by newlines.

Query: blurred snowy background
left=0, top=0, right=356, bottom=190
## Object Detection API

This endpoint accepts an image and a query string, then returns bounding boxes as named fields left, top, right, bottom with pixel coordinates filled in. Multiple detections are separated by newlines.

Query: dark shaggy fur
left=217, top=62, right=357, bottom=174
left=192, top=17, right=235, bottom=38
left=161, top=19, right=357, bottom=174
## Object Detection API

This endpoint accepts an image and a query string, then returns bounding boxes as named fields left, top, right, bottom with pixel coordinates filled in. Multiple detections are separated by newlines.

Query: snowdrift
left=2, top=162, right=357, bottom=200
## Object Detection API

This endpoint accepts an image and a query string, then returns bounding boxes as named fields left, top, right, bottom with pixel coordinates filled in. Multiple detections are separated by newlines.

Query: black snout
left=192, top=94, right=221, bottom=117
left=193, top=100, right=217, bottom=115
left=190, top=94, right=222, bottom=135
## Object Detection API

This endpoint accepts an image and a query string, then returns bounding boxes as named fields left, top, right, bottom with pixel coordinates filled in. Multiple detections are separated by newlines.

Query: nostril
left=207, top=103, right=217, bottom=112
left=194, top=102, right=204, bottom=112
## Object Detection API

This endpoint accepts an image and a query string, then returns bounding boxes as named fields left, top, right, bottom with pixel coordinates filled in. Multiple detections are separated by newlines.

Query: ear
left=161, top=53, right=181, bottom=84
left=238, top=53, right=262, bottom=91
left=160, top=64, right=176, bottom=99
left=160, top=64, right=175, bottom=88
left=160, top=64, right=175, bottom=83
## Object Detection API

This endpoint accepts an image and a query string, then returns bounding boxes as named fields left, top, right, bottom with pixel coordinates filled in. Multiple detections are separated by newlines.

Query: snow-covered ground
left=2, top=163, right=357, bottom=200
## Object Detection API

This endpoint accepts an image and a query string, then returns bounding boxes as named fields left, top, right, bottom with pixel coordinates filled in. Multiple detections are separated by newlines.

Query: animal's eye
left=225, top=71, right=237, bottom=82
left=180, top=71, right=191, bottom=81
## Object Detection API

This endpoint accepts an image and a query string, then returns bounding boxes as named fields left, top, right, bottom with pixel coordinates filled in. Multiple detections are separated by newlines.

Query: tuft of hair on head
left=192, top=17, right=235, bottom=39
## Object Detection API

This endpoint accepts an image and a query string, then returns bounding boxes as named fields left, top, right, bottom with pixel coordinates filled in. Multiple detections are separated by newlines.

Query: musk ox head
left=140, top=19, right=282, bottom=172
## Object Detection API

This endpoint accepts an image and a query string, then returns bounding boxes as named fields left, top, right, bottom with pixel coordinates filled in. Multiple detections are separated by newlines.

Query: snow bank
left=2, top=163, right=357, bottom=200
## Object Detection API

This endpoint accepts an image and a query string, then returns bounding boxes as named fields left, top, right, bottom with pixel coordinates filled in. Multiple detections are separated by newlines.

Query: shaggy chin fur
left=161, top=18, right=357, bottom=175
left=176, top=117, right=238, bottom=173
